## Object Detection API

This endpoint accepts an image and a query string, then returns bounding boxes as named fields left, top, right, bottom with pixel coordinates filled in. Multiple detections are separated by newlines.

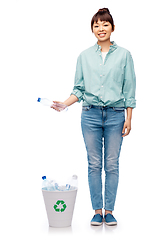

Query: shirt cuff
left=71, top=90, right=83, bottom=103
left=124, top=99, right=136, bottom=108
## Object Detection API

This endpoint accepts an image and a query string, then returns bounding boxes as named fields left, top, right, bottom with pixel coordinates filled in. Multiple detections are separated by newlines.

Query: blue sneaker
left=104, top=214, right=117, bottom=226
left=91, top=214, right=103, bottom=226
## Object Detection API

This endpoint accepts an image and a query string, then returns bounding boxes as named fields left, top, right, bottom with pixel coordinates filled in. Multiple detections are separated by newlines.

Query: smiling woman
left=91, top=8, right=115, bottom=52
left=52, top=7, right=136, bottom=227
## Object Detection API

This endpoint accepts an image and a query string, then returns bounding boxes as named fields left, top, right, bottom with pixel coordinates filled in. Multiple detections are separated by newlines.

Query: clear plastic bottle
left=42, top=176, right=50, bottom=190
left=42, top=176, right=59, bottom=191
left=37, top=98, right=68, bottom=111
left=51, top=180, right=60, bottom=191
left=37, top=98, right=53, bottom=107
left=66, top=175, right=78, bottom=190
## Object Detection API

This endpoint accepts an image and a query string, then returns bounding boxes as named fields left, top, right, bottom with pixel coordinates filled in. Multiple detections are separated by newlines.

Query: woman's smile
left=98, top=33, right=106, bottom=38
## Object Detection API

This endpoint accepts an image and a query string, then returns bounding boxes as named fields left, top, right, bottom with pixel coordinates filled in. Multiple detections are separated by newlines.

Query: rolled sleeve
left=123, top=51, right=136, bottom=108
left=71, top=55, right=85, bottom=102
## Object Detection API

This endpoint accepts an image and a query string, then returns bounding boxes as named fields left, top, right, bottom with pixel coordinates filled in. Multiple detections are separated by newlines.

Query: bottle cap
left=37, top=98, right=41, bottom=102
left=42, top=176, right=46, bottom=180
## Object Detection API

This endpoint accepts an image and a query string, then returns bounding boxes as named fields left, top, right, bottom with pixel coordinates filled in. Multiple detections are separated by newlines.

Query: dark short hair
left=91, top=8, right=115, bottom=32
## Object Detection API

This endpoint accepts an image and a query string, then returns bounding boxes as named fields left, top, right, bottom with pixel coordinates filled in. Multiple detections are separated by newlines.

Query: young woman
left=52, top=8, right=136, bottom=226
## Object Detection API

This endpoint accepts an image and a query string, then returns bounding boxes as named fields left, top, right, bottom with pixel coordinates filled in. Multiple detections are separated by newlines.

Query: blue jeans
left=81, top=106, right=125, bottom=211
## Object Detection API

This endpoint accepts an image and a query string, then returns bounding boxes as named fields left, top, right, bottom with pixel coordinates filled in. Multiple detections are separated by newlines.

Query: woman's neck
left=97, top=39, right=113, bottom=52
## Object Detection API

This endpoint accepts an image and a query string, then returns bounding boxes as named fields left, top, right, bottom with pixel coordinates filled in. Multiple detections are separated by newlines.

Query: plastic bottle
left=66, top=175, right=78, bottom=190
left=51, top=180, right=60, bottom=191
left=42, top=176, right=59, bottom=191
left=42, top=176, right=51, bottom=190
left=37, top=98, right=53, bottom=107
left=37, top=98, right=68, bottom=111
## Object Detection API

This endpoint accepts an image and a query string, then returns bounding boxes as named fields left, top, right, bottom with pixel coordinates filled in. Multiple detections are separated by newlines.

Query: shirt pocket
left=110, top=67, right=124, bottom=84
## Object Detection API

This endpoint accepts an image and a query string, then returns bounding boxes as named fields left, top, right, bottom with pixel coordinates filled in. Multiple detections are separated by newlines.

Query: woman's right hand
left=51, top=95, right=78, bottom=112
left=51, top=101, right=67, bottom=112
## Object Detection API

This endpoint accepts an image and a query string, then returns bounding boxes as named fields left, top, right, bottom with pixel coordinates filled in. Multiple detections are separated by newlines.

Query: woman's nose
left=99, top=25, right=103, bottom=31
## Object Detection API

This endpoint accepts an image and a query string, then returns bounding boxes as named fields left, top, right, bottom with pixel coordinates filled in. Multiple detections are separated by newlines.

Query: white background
left=0, top=0, right=166, bottom=239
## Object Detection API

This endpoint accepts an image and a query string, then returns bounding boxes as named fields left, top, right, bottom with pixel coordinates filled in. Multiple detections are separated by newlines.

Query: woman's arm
left=63, top=94, right=79, bottom=106
left=122, top=107, right=132, bottom=137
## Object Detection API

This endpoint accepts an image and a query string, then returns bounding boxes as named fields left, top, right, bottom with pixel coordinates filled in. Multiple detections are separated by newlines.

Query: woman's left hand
left=122, top=119, right=131, bottom=137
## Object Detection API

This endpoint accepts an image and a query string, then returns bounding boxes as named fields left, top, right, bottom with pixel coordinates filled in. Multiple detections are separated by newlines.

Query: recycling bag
left=42, top=187, right=77, bottom=227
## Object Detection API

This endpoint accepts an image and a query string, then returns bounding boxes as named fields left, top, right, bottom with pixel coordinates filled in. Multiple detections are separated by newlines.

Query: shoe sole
left=104, top=221, right=117, bottom=226
left=91, top=221, right=103, bottom=226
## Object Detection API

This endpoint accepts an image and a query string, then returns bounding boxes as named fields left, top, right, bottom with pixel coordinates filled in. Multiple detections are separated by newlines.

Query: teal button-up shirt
left=71, top=41, right=136, bottom=108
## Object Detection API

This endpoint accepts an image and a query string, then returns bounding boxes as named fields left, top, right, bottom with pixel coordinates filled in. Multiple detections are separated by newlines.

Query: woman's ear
left=112, top=25, right=115, bottom=32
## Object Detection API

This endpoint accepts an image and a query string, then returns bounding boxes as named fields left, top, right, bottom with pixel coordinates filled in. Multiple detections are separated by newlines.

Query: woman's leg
left=103, top=108, right=125, bottom=212
left=81, top=107, right=103, bottom=211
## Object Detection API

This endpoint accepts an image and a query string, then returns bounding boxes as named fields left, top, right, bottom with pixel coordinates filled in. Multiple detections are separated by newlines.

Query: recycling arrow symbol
left=53, top=200, right=67, bottom=212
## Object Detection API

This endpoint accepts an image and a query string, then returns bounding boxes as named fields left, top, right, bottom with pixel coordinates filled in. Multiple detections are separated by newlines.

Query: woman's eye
left=104, top=25, right=108, bottom=27
left=94, top=26, right=99, bottom=28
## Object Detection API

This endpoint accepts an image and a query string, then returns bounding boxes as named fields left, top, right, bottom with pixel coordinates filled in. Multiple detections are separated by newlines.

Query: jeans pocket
left=82, top=106, right=92, bottom=111
left=113, top=107, right=125, bottom=112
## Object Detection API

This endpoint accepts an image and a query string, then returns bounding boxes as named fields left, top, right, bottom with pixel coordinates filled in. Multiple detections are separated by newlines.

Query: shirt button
left=100, top=96, right=102, bottom=98
left=100, top=75, right=102, bottom=77
left=101, top=86, right=103, bottom=88
left=100, top=64, right=102, bottom=66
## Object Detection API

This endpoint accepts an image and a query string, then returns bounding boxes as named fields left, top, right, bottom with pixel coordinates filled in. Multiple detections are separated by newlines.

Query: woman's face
left=92, top=20, right=114, bottom=42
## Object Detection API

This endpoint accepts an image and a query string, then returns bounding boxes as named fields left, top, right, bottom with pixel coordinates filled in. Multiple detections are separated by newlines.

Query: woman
left=52, top=8, right=136, bottom=226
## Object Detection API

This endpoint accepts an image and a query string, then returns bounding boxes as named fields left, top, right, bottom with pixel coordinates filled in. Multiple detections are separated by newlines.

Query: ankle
left=95, top=209, right=102, bottom=216
left=105, top=210, right=112, bottom=216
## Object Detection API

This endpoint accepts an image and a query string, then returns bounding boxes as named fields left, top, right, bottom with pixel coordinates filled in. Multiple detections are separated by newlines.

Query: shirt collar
left=94, top=41, right=118, bottom=53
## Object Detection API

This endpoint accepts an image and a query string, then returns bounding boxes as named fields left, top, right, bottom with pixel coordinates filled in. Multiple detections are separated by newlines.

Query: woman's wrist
left=126, top=107, right=133, bottom=120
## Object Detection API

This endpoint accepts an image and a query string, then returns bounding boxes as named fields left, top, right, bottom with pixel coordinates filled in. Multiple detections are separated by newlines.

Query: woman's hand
left=51, top=95, right=79, bottom=112
left=122, top=119, right=131, bottom=137
left=122, top=107, right=133, bottom=137
left=51, top=101, right=66, bottom=112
